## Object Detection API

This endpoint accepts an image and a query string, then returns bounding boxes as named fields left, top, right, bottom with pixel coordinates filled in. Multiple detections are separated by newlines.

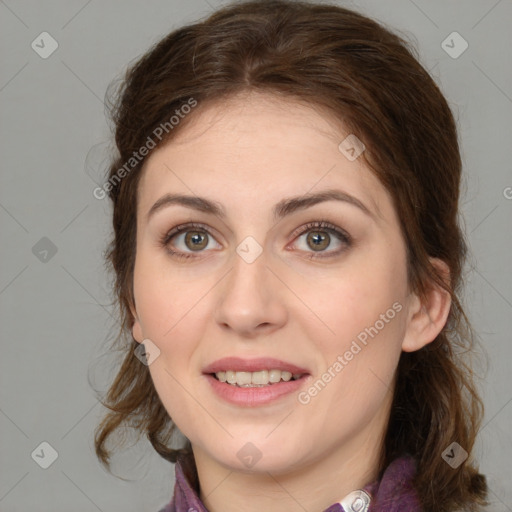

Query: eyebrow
left=146, top=189, right=376, bottom=224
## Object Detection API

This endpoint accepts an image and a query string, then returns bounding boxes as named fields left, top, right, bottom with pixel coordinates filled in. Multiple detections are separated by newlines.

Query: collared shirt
left=158, top=452, right=422, bottom=511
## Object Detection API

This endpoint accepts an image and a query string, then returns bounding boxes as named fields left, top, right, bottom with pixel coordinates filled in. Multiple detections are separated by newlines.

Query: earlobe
left=129, top=303, right=144, bottom=343
left=401, top=258, right=452, bottom=353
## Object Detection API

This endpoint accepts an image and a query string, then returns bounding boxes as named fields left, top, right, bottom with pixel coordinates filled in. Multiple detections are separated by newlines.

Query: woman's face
left=130, top=92, right=420, bottom=474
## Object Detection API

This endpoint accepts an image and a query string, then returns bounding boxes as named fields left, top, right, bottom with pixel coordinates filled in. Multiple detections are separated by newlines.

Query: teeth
left=251, top=370, right=269, bottom=385
left=281, top=371, right=292, bottom=382
left=269, top=369, right=281, bottom=383
left=214, top=369, right=302, bottom=386
left=236, top=372, right=252, bottom=386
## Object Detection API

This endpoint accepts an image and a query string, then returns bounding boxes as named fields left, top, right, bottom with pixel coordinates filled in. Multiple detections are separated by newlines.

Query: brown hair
left=93, top=1, right=488, bottom=510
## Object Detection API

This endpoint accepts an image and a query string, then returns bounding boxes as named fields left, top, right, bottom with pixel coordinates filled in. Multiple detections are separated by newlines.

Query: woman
left=94, top=1, right=488, bottom=510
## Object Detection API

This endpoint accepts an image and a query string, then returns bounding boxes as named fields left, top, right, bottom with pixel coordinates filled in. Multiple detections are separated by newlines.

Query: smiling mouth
left=211, top=369, right=306, bottom=387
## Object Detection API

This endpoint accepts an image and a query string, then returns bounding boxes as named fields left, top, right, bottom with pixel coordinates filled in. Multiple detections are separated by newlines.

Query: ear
left=129, top=301, right=144, bottom=343
left=401, top=258, right=452, bottom=352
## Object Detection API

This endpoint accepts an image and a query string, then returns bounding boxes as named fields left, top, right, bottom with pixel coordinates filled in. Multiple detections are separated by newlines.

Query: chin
left=209, top=442, right=306, bottom=475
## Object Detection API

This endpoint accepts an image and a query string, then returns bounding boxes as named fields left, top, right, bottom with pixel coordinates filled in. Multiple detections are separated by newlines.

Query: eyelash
left=159, top=220, right=352, bottom=261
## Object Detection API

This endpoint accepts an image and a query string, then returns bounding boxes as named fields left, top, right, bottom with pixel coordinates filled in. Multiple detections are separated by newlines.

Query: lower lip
left=204, top=374, right=309, bottom=406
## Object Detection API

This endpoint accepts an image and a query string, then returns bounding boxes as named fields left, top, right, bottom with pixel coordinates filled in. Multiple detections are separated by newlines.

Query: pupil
left=186, top=231, right=207, bottom=251
left=308, top=231, right=329, bottom=251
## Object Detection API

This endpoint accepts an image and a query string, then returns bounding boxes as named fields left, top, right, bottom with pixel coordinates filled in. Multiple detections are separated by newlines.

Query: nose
left=213, top=246, right=288, bottom=338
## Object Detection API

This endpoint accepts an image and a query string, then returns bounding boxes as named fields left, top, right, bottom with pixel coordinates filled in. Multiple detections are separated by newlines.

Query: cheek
left=137, top=284, right=205, bottom=430
left=133, top=252, right=206, bottom=339
left=145, top=358, right=201, bottom=440
left=295, top=245, right=407, bottom=398
left=297, top=255, right=406, bottom=347
left=132, top=266, right=204, bottom=421
left=301, top=308, right=404, bottom=434
left=134, top=284, right=201, bottom=367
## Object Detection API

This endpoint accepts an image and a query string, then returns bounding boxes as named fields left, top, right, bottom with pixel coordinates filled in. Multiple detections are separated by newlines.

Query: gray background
left=1, top=0, right=511, bottom=511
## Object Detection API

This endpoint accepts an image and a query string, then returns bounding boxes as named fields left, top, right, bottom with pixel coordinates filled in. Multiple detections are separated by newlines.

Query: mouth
left=203, top=356, right=309, bottom=379
left=210, top=369, right=306, bottom=387
left=202, top=357, right=311, bottom=400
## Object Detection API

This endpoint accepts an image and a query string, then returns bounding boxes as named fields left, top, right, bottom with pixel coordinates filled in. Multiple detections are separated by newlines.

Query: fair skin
left=130, top=91, right=451, bottom=512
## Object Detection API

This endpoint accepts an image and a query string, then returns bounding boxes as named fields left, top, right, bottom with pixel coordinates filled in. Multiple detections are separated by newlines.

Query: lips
left=204, top=371, right=310, bottom=406
left=202, top=356, right=310, bottom=375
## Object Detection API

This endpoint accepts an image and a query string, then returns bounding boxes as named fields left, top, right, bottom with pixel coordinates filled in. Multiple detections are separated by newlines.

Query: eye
left=159, top=222, right=221, bottom=260
left=160, top=220, right=352, bottom=261
left=290, top=220, right=351, bottom=259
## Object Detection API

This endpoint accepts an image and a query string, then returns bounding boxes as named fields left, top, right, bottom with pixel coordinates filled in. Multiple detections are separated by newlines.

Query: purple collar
left=160, top=453, right=421, bottom=512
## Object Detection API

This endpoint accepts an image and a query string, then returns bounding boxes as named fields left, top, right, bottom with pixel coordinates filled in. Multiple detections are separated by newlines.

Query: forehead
left=137, top=91, right=392, bottom=224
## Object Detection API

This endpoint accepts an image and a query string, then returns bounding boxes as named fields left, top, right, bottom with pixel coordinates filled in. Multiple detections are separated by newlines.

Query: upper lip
left=203, top=357, right=310, bottom=375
